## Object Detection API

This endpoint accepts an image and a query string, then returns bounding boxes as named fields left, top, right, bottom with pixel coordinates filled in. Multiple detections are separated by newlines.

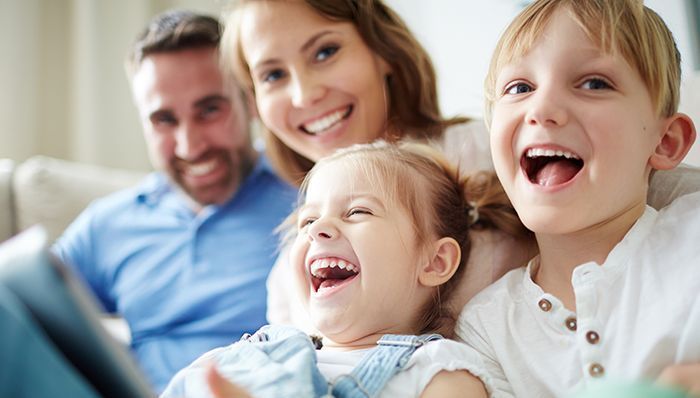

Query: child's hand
left=657, top=363, right=700, bottom=397
left=205, top=363, right=253, bottom=398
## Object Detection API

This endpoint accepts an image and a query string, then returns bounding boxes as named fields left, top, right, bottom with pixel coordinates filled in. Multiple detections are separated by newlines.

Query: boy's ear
left=418, top=237, right=461, bottom=287
left=649, top=113, right=697, bottom=170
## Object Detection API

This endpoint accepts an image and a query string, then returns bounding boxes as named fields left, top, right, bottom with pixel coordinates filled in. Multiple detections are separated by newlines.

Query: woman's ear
left=418, top=237, right=461, bottom=287
left=650, top=113, right=697, bottom=170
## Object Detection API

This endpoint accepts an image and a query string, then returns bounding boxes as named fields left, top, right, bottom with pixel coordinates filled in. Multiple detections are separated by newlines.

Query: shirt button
left=538, top=299, right=552, bottom=312
left=588, top=363, right=605, bottom=377
left=586, top=331, right=600, bottom=344
left=565, top=317, right=577, bottom=331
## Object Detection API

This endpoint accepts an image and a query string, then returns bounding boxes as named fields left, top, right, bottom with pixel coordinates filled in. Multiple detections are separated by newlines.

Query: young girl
left=161, top=141, right=531, bottom=397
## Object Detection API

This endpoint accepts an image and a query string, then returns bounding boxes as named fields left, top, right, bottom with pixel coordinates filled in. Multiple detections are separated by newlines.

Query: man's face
left=131, top=47, right=254, bottom=210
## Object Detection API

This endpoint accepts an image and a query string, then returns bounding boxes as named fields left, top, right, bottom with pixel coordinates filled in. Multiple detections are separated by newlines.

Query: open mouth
left=309, top=257, right=359, bottom=293
left=521, top=148, right=583, bottom=186
left=300, top=106, right=353, bottom=135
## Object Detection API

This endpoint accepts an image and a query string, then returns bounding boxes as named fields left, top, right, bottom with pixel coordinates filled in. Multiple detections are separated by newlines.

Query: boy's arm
left=648, top=164, right=700, bottom=209
left=421, top=370, right=488, bottom=398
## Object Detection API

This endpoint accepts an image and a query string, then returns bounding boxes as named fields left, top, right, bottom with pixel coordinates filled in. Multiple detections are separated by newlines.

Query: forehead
left=238, top=1, right=356, bottom=67
left=130, top=48, right=231, bottom=111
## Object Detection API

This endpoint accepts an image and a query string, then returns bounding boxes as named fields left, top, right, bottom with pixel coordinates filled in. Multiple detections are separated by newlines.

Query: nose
left=174, top=123, right=207, bottom=160
left=290, top=70, right=325, bottom=108
left=525, top=86, right=569, bottom=127
left=307, top=217, right=338, bottom=242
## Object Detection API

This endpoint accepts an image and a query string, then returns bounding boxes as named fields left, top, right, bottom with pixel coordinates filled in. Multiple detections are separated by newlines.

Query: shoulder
left=437, top=120, right=493, bottom=173
left=387, top=339, right=488, bottom=397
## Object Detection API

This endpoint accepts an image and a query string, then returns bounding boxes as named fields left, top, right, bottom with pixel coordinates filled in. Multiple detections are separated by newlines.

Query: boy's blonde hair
left=289, top=141, right=531, bottom=337
left=484, top=0, right=681, bottom=125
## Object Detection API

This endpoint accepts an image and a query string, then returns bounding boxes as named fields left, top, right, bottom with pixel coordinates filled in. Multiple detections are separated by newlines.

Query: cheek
left=256, top=92, right=286, bottom=131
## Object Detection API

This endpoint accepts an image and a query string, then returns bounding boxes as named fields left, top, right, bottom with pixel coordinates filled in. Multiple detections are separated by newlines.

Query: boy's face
left=489, top=8, right=664, bottom=235
left=289, top=161, right=430, bottom=344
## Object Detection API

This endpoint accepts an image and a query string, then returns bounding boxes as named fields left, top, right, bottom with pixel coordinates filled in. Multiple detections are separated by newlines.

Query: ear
left=649, top=113, right=697, bottom=170
left=418, top=237, right=461, bottom=288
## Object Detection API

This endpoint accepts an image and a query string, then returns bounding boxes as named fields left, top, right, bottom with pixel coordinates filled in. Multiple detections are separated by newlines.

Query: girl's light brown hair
left=294, top=141, right=532, bottom=337
left=484, top=0, right=681, bottom=125
left=221, top=0, right=467, bottom=186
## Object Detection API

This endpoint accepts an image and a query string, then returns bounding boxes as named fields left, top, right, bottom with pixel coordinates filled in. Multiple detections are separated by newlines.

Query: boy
left=456, top=0, right=700, bottom=397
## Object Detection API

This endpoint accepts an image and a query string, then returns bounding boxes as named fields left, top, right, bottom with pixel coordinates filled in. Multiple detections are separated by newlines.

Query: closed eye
left=504, top=81, right=534, bottom=95
left=347, top=208, right=372, bottom=217
left=298, top=217, right=316, bottom=229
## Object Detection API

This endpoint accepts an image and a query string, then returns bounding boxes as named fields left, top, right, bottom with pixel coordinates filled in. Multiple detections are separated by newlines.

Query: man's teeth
left=526, top=148, right=580, bottom=159
left=310, top=258, right=358, bottom=276
left=303, top=109, right=347, bottom=134
left=186, top=159, right=218, bottom=176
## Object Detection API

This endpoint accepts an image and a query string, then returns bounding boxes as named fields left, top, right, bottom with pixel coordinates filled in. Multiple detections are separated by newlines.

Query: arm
left=421, top=370, right=487, bottom=398
left=657, top=363, right=700, bottom=397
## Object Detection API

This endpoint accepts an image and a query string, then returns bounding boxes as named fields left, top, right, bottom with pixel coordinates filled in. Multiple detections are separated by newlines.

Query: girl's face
left=289, top=161, right=433, bottom=346
left=239, top=0, right=391, bottom=162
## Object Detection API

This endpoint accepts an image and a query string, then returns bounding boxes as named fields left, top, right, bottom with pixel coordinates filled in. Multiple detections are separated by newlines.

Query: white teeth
left=303, top=108, right=348, bottom=134
left=186, top=159, right=218, bottom=176
left=526, top=148, right=580, bottom=160
left=309, top=258, right=358, bottom=276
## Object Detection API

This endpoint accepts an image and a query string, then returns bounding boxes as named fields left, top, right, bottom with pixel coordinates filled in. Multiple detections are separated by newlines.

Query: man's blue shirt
left=52, top=155, right=297, bottom=392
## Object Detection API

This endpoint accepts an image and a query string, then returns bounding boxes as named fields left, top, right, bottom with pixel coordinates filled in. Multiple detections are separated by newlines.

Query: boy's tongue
left=535, top=159, right=579, bottom=186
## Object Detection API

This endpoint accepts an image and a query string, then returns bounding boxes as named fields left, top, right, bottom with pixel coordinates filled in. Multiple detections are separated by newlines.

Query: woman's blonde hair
left=221, top=0, right=466, bottom=185
left=484, top=0, right=681, bottom=125
left=292, top=141, right=532, bottom=337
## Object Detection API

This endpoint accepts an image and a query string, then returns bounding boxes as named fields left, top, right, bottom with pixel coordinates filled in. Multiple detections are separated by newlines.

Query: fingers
left=206, top=363, right=253, bottom=398
left=657, top=363, right=700, bottom=397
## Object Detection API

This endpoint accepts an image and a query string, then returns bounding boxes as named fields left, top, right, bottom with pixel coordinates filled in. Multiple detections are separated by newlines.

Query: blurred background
left=2, top=0, right=699, bottom=171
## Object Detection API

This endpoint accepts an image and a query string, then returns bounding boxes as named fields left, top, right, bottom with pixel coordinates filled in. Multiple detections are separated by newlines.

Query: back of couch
left=3, top=156, right=146, bottom=243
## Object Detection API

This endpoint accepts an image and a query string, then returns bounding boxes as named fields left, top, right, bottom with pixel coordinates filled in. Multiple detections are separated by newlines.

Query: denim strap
left=328, top=333, right=442, bottom=398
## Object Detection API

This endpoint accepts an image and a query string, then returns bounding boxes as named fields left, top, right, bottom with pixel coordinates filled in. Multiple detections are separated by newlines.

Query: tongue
left=535, top=159, right=580, bottom=186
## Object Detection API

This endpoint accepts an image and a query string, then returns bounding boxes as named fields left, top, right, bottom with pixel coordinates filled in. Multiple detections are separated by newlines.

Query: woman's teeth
left=302, top=107, right=350, bottom=135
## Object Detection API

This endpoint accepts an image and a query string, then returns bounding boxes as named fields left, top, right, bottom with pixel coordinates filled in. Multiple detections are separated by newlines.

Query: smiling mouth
left=300, top=106, right=353, bottom=135
left=522, top=148, right=584, bottom=186
left=309, top=257, right=359, bottom=293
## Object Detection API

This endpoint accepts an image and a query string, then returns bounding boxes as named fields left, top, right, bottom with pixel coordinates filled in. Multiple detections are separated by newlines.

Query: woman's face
left=239, top=0, right=391, bottom=162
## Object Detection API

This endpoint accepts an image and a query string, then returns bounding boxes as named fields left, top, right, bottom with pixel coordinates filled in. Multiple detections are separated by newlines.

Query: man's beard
left=168, top=147, right=255, bottom=208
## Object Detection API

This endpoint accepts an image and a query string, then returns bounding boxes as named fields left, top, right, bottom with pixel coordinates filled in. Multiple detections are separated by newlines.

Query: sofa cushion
left=13, top=156, right=146, bottom=242
left=0, top=159, right=16, bottom=242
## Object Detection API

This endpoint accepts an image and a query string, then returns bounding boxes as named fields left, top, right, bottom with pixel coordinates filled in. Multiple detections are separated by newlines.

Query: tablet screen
left=0, top=227, right=155, bottom=398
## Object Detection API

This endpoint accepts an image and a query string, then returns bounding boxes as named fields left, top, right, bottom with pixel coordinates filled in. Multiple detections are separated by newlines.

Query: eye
left=347, top=207, right=372, bottom=217
left=298, top=217, right=316, bottom=229
left=315, top=45, right=339, bottom=62
left=504, top=81, right=533, bottom=95
left=262, top=68, right=286, bottom=84
left=580, top=77, right=612, bottom=90
left=151, top=112, right=177, bottom=128
left=199, top=104, right=222, bottom=120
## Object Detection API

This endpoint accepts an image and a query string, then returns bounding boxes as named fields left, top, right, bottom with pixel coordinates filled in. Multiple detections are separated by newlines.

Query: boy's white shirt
left=456, top=190, right=700, bottom=398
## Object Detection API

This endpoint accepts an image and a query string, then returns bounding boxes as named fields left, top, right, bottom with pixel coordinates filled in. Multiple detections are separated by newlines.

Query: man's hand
left=657, top=363, right=700, bottom=397
left=206, top=363, right=253, bottom=398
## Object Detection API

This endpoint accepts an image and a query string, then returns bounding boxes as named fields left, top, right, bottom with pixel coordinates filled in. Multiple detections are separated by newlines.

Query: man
left=53, top=10, right=296, bottom=391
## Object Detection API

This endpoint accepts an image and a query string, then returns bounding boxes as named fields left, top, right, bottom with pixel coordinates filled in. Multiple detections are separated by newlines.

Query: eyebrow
left=252, top=30, right=336, bottom=70
left=194, top=94, right=230, bottom=108
left=298, top=192, right=386, bottom=213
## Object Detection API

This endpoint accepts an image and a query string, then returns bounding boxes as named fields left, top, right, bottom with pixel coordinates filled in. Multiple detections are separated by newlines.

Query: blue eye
left=505, top=82, right=533, bottom=95
left=263, top=69, right=285, bottom=83
left=581, top=78, right=611, bottom=90
left=316, top=45, right=339, bottom=62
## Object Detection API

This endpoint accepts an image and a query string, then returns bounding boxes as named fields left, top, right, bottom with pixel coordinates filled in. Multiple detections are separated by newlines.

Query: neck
left=320, top=333, right=384, bottom=352
left=533, top=200, right=646, bottom=310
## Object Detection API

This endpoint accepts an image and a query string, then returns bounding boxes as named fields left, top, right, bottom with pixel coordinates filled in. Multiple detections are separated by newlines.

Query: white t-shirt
left=317, top=339, right=497, bottom=397
left=456, top=191, right=700, bottom=398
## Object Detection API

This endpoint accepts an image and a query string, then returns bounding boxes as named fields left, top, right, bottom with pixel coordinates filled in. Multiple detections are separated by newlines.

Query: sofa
left=0, top=156, right=146, bottom=244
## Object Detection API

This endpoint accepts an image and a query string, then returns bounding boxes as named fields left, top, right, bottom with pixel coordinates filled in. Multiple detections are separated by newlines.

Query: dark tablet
left=0, top=226, right=155, bottom=398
